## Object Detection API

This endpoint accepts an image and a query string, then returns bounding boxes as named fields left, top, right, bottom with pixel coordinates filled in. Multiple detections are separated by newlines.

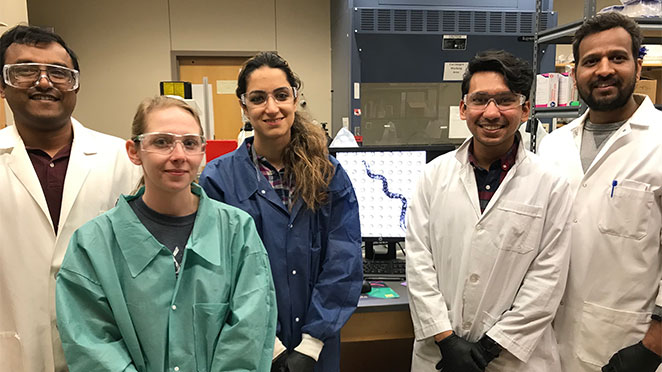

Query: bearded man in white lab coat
left=538, top=12, right=662, bottom=372
left=406, top=50, right=573, bottom=372
left=0, top=26, right=140, bottom=372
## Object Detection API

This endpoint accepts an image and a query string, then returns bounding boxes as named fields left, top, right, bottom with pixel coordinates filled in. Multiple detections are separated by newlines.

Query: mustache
left=590, top=76, right=620, bottom=89
left=477, top=119, right=507, bottom=127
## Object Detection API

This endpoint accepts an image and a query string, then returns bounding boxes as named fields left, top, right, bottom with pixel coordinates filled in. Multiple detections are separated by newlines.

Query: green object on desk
left=367, top=282, right=400, bottom=299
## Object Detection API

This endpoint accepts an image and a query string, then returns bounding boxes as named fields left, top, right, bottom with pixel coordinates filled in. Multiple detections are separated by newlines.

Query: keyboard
left=363, top=259, right=406, bottom=280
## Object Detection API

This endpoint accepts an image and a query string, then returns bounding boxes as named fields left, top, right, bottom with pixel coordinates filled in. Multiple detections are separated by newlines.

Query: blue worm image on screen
left=362, top=160, right=407, bottom=231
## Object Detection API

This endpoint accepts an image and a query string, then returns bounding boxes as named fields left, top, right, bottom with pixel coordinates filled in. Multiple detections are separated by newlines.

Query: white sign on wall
left=443, top=62, right=469, bottom=81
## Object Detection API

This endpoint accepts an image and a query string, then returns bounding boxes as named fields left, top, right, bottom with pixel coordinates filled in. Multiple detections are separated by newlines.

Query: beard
left=578, top=70, right=637, bottom=112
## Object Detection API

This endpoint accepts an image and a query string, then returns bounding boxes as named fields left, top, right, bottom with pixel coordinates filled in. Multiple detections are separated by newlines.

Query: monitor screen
left=335, top=150, right=427, bottom=239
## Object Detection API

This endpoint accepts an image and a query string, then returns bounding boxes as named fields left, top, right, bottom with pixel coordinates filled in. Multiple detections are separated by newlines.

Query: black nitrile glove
left=435, top=334, right=501, bottom=372
left=286, top=350, right=316, bottom=372
left=602, top=341, right=662, bottom=372
left=271, top=351, right=289, bottom=372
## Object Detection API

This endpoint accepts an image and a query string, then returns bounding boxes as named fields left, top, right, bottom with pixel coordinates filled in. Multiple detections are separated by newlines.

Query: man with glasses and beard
left=406, top=50, right=573, bottom=372
left=539, top=12, right=662, bottom=372
left=0, top=25, right=139, bottom=372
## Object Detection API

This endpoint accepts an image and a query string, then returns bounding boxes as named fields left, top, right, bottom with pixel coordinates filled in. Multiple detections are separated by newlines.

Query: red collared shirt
left=468, top=138, right=518, bottom=213
left=26, top=144, right=72, bottom=234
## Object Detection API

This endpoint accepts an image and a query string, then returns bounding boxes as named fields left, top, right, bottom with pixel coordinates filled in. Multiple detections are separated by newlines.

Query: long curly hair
left=237, top=52, right=333, bottom=211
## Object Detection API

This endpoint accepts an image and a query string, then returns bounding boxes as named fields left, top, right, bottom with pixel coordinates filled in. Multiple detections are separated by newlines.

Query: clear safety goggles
left=2, top=63, right=79, bottom=91
left=463, top=92, right=526, bottom=111
left=240, top=86, right=297, bottom=108
left=133, top=132, right=206, bottom=155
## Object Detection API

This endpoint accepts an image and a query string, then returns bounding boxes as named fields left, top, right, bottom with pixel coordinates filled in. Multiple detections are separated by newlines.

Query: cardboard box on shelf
left=634, top=79, right=657, bottom=104
left=536, top=73, right=560, bottom=108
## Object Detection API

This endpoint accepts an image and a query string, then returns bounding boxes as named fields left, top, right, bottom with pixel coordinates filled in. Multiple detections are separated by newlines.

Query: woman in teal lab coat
left=55, top=96, right=277, bottom=372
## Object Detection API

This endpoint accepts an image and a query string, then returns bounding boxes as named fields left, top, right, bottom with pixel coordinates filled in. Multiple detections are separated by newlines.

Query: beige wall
left=276, top=0, right=331, bottom=126
left=553, top=0, right=621, bottom=62
left=1, top=0, right=29, bottom=127
left=28, top=0, right=171, bottom=139
left=26, top=0, right=332, bottom=139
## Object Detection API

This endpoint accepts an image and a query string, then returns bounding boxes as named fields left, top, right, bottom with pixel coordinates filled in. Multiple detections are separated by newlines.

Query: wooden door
left=179, top=56, right=248, bottom=140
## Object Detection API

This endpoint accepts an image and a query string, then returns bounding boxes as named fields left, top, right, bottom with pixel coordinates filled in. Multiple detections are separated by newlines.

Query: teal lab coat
left=55, top=185, right=277, bottom=372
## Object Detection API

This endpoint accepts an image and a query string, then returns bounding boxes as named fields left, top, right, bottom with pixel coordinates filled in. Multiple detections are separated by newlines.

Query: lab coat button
left=573, top=219, right=578, bottom=223
left=295, top=317, right=300, bottom=322
left=292, top=270, right=297, bottom=275
left=49, top=163, right=55, bottom=168
left=462, top=321, right=472, bottom=330
left=476, top=224, right=482, bottom=231
left=485, top=185, right=491, bottom=190
left=171, top=305, right=177, bottom=310
left=174, top=367, right=180, bottom=371
left=470, top=274, right=479, bottom=283
left=288, top=224, right=293, bottom=229
left=261, top=190, right=266, bottom=194
left=582, top=183, right=587, bottom=187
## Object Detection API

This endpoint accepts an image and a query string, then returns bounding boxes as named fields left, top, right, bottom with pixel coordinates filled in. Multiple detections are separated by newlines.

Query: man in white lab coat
left=0, top=26, right=140, bottom=372
left=406, top=50, right=573, bottom=372
left=538, top=12, right=662, bottom=372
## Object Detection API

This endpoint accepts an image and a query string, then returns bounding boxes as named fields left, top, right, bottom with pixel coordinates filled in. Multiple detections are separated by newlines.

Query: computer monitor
left=331, top=145, right=455, bottom=259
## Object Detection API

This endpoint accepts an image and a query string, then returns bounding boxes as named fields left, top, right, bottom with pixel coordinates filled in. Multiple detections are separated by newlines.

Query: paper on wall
left=216, top=80, right=237, bottom=95
left=443, top=62, right=469, bottom=81
left=448, top=106, right=471, bottom=139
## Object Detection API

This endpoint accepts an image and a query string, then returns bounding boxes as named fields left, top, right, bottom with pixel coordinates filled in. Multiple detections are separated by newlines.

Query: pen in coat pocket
left=611, top=180, right=618, bottom=198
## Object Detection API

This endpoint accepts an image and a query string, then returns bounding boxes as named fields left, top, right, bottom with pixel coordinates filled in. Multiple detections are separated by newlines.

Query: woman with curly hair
left=200, top=52, right=362, bottom=372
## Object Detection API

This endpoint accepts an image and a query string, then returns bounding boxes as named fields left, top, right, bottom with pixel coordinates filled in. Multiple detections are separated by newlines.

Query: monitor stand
left=364, top=240, right=397, bottom=260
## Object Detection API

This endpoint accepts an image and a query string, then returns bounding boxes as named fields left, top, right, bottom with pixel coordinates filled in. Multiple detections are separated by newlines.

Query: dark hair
left=236, top=52, right=333, bottom=211
left=0, top=25, right=80, bottom=76
left=236, top=52, right=301, bottom=98
left=573, top=12, right=642, bottom=64
left=461, top=50, right=533, bottom=100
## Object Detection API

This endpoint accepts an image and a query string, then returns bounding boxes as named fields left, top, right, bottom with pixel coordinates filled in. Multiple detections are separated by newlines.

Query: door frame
left=170, top=50, right=268, bottom=81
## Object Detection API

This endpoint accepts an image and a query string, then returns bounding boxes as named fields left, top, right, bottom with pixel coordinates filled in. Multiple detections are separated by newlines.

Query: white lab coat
left=0, top=119, right=141, bottom=372
left=406, top=135, right=573, bottom=372
left=538, top=94, right=662, bottom=372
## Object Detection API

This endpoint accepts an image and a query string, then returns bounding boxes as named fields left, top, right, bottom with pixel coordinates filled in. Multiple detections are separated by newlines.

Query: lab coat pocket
left=481, top=311, right=500, bottom=331
left=193, top=302, right=230, bottom=372
left=598, top=181, right=653, bottom=240
left=493, top=201, right=543, bottom=254
left=576, top=301, right=650, bottom=367
left=0, top=331, right=24, bottom=372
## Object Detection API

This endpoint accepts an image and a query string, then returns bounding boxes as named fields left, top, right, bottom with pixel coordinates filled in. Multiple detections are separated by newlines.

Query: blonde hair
left=130, top=96, right=204, bottom=191
left=131, top=95, right=203, bottom=138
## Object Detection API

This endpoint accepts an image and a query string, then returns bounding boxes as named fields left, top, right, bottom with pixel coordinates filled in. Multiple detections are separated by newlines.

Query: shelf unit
left=538, top=17, right=662, bottom=45
left=530, top=0, right=662, bottom=152
left=534, top=105, right=584, bottom=119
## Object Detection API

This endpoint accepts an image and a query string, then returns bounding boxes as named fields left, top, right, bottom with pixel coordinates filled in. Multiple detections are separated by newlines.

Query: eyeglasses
left=463, top=92, right=526, bottom=111
left=240, top=87, right=297, bottom=108
left=2, top=63, right=80, bottom=91
left=133, top=132, right=206, bottom=155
